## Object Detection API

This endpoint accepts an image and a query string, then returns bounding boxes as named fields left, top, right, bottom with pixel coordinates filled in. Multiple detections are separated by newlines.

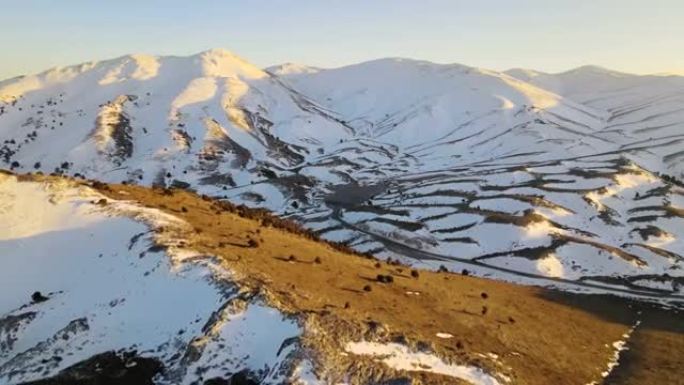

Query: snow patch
left=536, top=253, right=564, bottom=278
left=586, top=320, right=641, bottom=385
left=345, top=341, right=504, bottom=385
left=0, top=175, right=300, bottom=384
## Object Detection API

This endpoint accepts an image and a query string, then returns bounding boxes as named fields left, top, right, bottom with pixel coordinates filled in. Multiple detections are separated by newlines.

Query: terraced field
left=1, top=50, right=683, bottom=303
left=2, top=173, right=683, bottom=385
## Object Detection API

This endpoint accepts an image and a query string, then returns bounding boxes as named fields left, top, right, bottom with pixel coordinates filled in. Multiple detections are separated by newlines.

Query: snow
left=1, top=48, right=683, bottom=304
left=170, top=77, right=218, bottom=116
left=290, top=360, right=323, bottom=385
left=345, top=341, right=504, bottom=385
left=536, top=254, right=565, bottom=278
left=585, top=320, right=641, bottom=385
left=0, top=175, right=300, bottom=384
left=177, top=304, right=299, bottom=384
left=197, top=48, right=267, bottom=79
left=267, top=63, right=321, bottom=76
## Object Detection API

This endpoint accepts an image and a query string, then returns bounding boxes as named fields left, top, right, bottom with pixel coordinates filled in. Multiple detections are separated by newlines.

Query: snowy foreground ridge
left=1, top=49, right=683, bottom=300
left=0, top=175, right=513, bottom=385
left=0, top=175, right=302, bottom=384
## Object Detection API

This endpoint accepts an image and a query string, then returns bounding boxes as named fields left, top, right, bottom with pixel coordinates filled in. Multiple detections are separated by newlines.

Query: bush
left=247, top=238, right=259, bottom=248
left=376, top=274, right=394, bottom=283
left=202, top=199, right=375, bottom=260
left=31, top=291, right=48, bottom=303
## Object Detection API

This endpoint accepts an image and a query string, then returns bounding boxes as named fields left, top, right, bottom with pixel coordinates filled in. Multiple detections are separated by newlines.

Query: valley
left=1, top=172, right=683, bottom=384
left=1, top=50, right=683, bottom=384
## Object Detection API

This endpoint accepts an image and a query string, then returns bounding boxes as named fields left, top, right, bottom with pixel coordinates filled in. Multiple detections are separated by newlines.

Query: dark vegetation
left=22, top=351, right=162, bottom=385
left=31, top=291, right=49, bottom=303
left=160, top=188, right=379, bottom=260
left=655, top=171, right=684, bottom=187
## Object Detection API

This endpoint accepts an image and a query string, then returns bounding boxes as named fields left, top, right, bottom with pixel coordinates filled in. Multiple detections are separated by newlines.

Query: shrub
left=31, top=291, right=48, bottom=303
left=376, top=274, right=394, bottom=283
left=247, top=238, right=259, bottom=248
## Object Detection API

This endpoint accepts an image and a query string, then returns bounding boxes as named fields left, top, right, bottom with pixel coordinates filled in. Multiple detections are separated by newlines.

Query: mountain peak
left=504, top=68, right=548, bottom=80
left=558, top=65, right=631, bottom=77
left=200, top=47, right=235, bottom=55
left=266, top=62, right=321, bottom=76
left=193, top=48, right=266, bottom=79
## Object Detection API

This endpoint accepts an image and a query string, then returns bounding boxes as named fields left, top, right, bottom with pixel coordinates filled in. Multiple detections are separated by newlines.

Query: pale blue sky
left=1, top=0, right=683, bottom=79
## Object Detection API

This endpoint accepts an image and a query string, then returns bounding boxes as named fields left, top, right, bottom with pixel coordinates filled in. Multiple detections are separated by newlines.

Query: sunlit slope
left=0, top=173, right=299, bottom=385
left=1, top=51, right=683, bottom=298
left=506, top=65, right=684, bottom=175
left=3, top=173, right=682, bottom=385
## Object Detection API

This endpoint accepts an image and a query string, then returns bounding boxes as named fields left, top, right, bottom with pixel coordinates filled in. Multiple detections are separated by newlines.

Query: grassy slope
left=12, top=173, right=684, bottom=385
left=89, top=181, right=684, bottom=385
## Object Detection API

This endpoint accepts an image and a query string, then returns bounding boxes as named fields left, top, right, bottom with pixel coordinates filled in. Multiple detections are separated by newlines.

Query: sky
left=1, top=0, right=683, bottom=79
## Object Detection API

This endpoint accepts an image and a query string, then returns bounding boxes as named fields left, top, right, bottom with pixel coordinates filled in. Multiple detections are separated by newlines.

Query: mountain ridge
left=1, top=48, right=683, bottom=302
left=2, top=171, right=683, bottom=385
left=4, top=48, right=683, bottom=90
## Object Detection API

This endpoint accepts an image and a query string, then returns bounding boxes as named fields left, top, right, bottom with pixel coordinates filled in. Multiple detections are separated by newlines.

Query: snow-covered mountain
left=1, top=49, right=683, bottom=299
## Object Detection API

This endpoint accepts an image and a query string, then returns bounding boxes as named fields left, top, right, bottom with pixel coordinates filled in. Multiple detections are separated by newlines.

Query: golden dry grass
left=88, top=182, right=684, bottom=385
left=13, top=172, right=684, bottom=385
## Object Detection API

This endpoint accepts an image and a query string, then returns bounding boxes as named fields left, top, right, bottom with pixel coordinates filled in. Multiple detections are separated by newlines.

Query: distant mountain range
left=1, top=49, right=683, bottom=298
